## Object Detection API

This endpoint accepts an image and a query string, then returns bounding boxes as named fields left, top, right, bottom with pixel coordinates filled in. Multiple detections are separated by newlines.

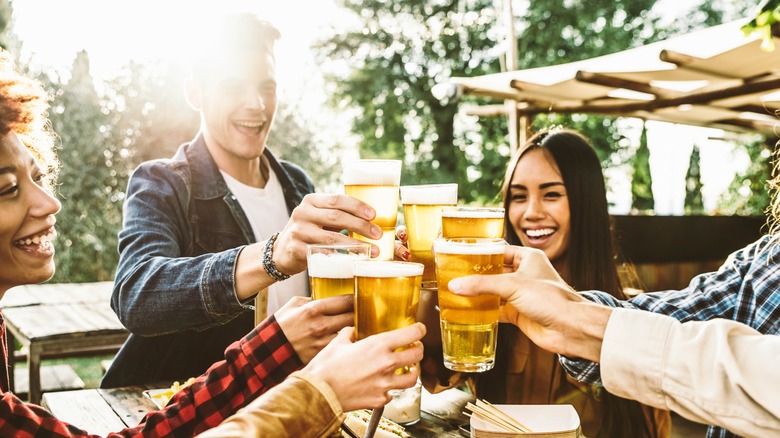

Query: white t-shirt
left=220, top=167, right=308, bottom=315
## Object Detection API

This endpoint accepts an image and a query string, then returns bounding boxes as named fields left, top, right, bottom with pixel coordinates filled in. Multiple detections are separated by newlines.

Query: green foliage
left=684, top=145, right=704, bottom=214
left=316, top=0, right=671, bottom=204
left=741, top=0, right=780, bottom=50
left=717, top=137, right=773, bottom=216
left=44, top=52, right=133, bottom=283
left=315, top=0, right=501, bottom=203
left=268, top=99, right=347, bottom=191
left=631, top=123, right=654, bottom=212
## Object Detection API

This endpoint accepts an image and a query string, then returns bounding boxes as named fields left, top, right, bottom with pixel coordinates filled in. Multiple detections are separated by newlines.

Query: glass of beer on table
left=441, top=206, right=505, bottom=239
left=306, top=243, right=371, bottom=300
left=434, top=237, right=505, bottom=372
left=343, top=159, right=402, bottom=261
left=353, top=260, right=424, bottom=374
left=400, top=183, right=458, bottom=285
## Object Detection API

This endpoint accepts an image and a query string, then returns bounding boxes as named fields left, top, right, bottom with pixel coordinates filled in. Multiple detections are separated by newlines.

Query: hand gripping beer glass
left=434, top=237, right=505, bottom=372
left=353, top=260, right=424, bottom=374
left=343, top=159, right=402, bottom=261
left=441, top=207, right=505, bottom=239
left=400, top=184, right=458, bottom=284
left=306, top=243, right=371, bottom=300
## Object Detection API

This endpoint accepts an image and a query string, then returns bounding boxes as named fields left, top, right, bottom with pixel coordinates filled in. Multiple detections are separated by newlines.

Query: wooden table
left=42, top=384, right=474, bottom=437
left=0, top=282, right=130, bottom=404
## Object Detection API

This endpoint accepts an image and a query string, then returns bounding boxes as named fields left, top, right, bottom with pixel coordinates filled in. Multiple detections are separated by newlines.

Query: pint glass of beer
left=434, top=237, right=505, bottom=372
left=354, top=260, right=424, bottom=374
left=441, top=207, right=505, bottom=239
left=343, top=160, right=402, bottom=261
left=400, top=183, right=458, bottom=284
left=306, top=243, right=371, bottom=300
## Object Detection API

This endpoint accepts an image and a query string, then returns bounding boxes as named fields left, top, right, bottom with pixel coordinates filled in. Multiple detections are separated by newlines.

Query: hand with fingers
left=274, top=295, right=355, bottom=364
left=394, top=225, right=411, bottom=261
left=272, top=193, right=384, bottom=275
left=446, top=245, right=609, bottom=361
left=302, top=323, right=426, bottom=412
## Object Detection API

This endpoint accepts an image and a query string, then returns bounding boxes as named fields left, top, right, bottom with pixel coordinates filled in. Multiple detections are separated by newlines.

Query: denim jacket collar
left=179, top=132, right=304, bottom=214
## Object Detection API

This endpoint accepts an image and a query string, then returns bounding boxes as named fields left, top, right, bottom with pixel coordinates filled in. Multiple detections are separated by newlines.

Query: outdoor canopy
left=449, top=19, right=780, bottom=135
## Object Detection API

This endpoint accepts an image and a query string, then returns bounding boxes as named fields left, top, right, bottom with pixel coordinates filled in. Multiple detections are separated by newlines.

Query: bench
left=1, top=282, right=129, bottom=404
left=13, top=364, right=85, bottom=398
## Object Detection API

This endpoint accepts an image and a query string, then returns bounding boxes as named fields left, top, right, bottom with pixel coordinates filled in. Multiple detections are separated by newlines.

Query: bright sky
left=12, top=0, right=346, bottom=97
left=11, top=0, right=750, bottom=214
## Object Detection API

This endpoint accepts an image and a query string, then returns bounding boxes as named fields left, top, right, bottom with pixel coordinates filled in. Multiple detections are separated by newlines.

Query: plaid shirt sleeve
left=561, top=235, right=780, bottom=384
left=560, top=236, right=780, bottom=438
left=0, top=315, right=303, bottom=437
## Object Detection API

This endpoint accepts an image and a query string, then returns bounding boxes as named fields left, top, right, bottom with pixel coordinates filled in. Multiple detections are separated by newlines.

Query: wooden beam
left=659, top=49, right=740, bottom=80
left=517, top=75, right=780, bottom=114
left=658, top=49, right=699, bottom=66
left=462, top=104, right=508, bottom=117
left=575, top=71, right=666, bottom=97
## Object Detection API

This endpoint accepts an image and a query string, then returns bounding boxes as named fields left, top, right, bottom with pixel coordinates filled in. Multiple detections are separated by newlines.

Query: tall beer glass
left=434, top=237, right=504, bottom=372
left=400, top=183, right=458, bottom=284
left=441, top=207, right=504, bottom=239
left=343, top=160, right=402, bottom=261
left=306, top=243, right=370, bottom=300
left=354, top=261, right=424, bottom=374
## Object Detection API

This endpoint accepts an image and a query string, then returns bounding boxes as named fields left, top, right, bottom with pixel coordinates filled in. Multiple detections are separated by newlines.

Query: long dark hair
left=502, top=129, right=661, bottom=438
left=503, top=129, right=624, bottom=295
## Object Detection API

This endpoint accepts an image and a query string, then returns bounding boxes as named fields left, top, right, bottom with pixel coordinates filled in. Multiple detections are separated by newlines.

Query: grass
left=16, top=355, right=115, bottom=389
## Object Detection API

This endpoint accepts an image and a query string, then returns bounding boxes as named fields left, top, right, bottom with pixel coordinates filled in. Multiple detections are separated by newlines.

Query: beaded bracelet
left=262, top=232, right=291, bottom=282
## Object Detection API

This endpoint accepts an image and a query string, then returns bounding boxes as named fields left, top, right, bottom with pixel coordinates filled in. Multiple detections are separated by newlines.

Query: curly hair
left=0, top=50, right=57, bottom=183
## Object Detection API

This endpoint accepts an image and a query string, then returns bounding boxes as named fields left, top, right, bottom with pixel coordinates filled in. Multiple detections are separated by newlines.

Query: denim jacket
left=101, top=133, right=314, bottom=388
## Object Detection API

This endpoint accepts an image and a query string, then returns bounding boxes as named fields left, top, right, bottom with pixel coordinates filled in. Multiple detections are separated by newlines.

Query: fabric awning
left=451, top=20, right=780, bottom=134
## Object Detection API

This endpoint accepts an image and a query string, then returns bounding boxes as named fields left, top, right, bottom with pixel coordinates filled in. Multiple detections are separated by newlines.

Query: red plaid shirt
left=0, top=312, right=302, bottom=437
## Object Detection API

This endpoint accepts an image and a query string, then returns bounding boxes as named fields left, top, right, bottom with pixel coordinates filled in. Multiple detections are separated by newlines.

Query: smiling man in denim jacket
left=102, top=14, right=385, bottom=388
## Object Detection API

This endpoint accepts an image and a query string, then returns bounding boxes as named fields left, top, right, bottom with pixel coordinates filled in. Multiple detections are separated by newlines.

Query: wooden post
left=504, top=0, right=520, bottom=154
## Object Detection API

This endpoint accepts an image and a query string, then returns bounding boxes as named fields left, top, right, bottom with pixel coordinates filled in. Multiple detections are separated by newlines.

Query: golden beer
left=354, top=261, right=423, bottom=374
left=400, top=184, right=458, bottom=284
left=441, top=207, right=505, bottom=239
left=434, top=238, right=504, bottom=372
left=343, top=160, right=402, bottom=261
left=306, top=244, right=370, bottom=300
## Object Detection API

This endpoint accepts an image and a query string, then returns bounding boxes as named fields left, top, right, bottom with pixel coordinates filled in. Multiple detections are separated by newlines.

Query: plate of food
left=342, top=409, right=410, bottom=438
left=142, top=377, right=196, bottom=409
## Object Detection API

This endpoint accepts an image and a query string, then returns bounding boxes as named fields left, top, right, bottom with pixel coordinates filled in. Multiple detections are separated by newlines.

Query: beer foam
left=343, top=160, right=401, bottom=185
left=441, top=207, right=504, bottom=219
left=353, top=261, right=424, bottom=278
left=308, top=253, right=368, bottom=278
left=433, top=239, right=506, bottom=254
left=400, top=184, right=458, bottom=205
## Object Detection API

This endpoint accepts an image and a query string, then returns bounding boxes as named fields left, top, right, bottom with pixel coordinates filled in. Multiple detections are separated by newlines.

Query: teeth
left=526, top=228, right=554, bottom=238
left=15, top=229, right=57, bottom=246
left=235, top=121, right=263, bottom=128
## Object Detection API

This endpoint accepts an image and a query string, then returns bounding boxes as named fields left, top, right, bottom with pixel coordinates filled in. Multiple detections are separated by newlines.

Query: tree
left=717, top=136, right=773, bottom=216
left=684, top=145, right=704, bottom=214
left=631, top=122, right=654, bottom=213
left=0, top=0, right=12, bottom=49
left=316, top=0, right=671, bottom=203
left=45, top=51, right=133, bottom=282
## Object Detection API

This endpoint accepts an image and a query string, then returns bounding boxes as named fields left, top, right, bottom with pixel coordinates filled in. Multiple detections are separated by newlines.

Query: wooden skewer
left=465, top=402, right=528, bottom=433
left=477, top=399, right=533, bottom=433
left=464, top=400, right=534, bottom=434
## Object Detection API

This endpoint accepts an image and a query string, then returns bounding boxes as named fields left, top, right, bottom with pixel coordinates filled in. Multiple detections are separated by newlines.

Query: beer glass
left=354, top=260, right=424, bottom=374
left=343, top=160, right=402, bottom=261
left=441, top=207, right=505, bottom=239
left=400, top=183, right=458, bottom=284
left=434, top=237, right=505, bottom=372
left=306, top=243, right=370, bottom=300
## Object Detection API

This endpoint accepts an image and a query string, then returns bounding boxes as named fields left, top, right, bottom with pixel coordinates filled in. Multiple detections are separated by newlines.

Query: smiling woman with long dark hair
left=483, top=128, right=670, bottom=437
